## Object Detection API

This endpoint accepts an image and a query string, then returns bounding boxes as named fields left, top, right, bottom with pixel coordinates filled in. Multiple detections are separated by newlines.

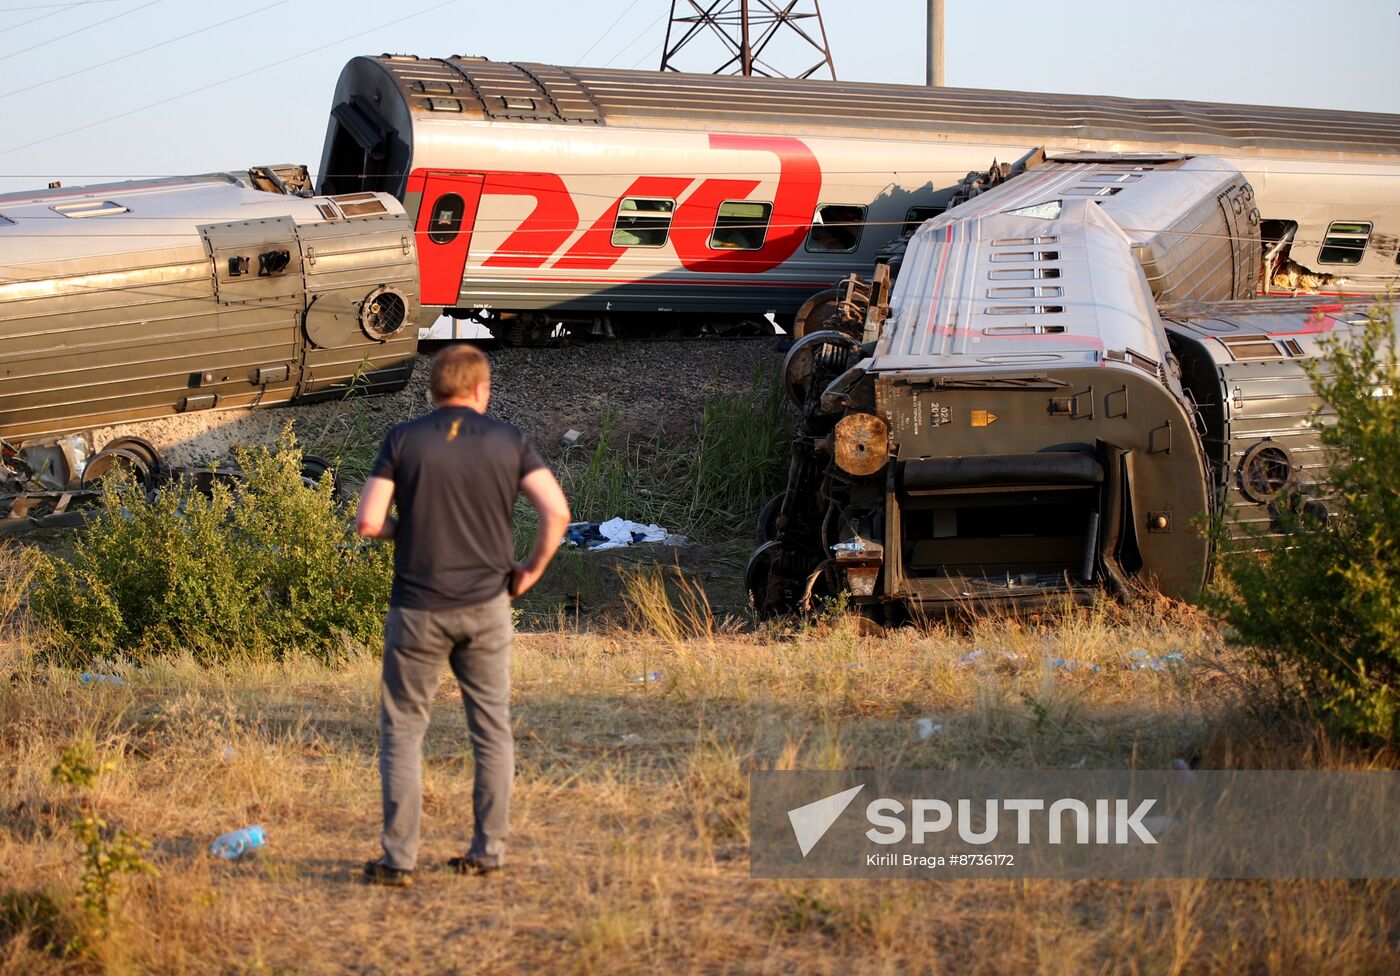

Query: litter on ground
left=564, top=518, right=670, bottom=551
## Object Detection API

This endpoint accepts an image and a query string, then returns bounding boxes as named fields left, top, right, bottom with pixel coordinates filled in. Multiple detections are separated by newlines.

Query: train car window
left=709, top=201, right=772, bottom=250
left=611, top=197, right=675, bottom=247
left=1005, top=201, right=1062, bottom=220
left=50, top=200, right=128, bottom=219
left=427, top=193, right=466, bottom=245
left=1220, top=336, right=1283, bottom=360
left=902, top=206, right=944, bottom=234
left=989, top=268, right=1061, bottom=280
left=1318, top=221, right=1372, bottom=264
left=805, top=204, right=866, bottom=253
left=332, top=192, right=388, bottom=217
left=1063, top=186, right=1123, bottom=197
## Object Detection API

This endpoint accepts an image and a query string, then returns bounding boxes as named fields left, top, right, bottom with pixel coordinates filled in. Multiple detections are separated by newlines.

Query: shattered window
left=709, top=201, right=772, bottom=251
left=1318, top=221, right=1372, bottom=265
left=805, top=204, right=866, bottom=253
left=903, top=206, right=944, bottom=234
left=0, top=216, right=12, bottom=226
left=612, top=197, right=675, bottom=247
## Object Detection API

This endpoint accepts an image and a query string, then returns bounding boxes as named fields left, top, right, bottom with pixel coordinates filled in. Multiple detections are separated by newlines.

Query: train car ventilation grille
left=360, top=287, right=408, bottom=340
left=1238, top=443, right=1293, bottom=503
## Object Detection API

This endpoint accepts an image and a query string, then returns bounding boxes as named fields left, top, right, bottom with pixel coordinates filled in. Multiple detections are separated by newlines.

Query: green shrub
left=31, top=434, right=391, bottom=664
left=1210, top=303, right=1399, bottom=742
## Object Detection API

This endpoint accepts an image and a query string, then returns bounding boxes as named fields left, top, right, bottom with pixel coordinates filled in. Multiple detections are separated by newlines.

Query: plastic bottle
left=209, top=825, right=266, bottom=860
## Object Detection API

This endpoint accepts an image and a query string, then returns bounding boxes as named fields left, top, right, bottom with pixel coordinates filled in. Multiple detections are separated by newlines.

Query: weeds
left=618, top=562, right=714, bottom=642
left=0, top=542, right=34, bottom=635
left=555, top=362, right=790, bottom=541
left=51, top=740, right=157, bottom=948
left=30, top=431, right=391, bottom=665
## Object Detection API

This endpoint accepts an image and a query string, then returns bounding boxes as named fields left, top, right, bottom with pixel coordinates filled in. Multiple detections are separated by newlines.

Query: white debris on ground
left=564, top=517, right=670, bottom=551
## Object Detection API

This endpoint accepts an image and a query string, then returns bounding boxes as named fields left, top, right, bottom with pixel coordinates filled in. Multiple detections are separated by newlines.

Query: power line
left=0, top=0, right=120, bottom=33
left=0, top=0, right=123, bottom=11
left=0, top=0, right=163, bottom=63
left=576, top=0, right=644, bottom=65
left=0, top=0, right=295, bottom=102
left=601, top=10, right=668, bottom=69
left=0, top=0, right=467, bottom=158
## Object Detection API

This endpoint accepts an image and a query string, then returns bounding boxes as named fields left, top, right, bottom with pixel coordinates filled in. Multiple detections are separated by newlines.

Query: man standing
left=355, top=344, right=570, bottom=886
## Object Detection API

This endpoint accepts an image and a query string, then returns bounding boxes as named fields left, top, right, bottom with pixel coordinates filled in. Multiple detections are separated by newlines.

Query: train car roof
left=350, top=55, right=1400, bottom=159
left=0, top=176, right=399, bottom=266
left=868, top=197, right=1173, bottom=379
left=941, top=155, right=1246, bottom=246
left=1161, top=296, right=1397, bottom=366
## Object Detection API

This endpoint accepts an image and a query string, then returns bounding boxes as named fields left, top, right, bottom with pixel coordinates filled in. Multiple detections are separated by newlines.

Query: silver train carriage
left=0, top=168, right=422, bottom=453
left=318, top=55, right=1400, bottom=341
left=747, top=153, right=1397, bottom=618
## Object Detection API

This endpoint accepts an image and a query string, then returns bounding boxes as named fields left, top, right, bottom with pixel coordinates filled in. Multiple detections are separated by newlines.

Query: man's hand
left=510, top=560, right=545, bottom=598
left=356, top=476, right=397, bottom=539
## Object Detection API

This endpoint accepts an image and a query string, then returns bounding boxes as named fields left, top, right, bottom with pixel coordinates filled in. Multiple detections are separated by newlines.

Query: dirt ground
left=90, top=339, right=781, bottom=469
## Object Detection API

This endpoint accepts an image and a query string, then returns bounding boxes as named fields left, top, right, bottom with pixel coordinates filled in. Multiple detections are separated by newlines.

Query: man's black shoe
left=448, top=855, right=501, bottom=877
left=362, top=859, right=414, bottom=887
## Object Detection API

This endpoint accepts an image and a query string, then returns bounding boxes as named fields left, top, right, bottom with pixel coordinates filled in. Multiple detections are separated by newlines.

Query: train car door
left=410, top=171, right=484, bottom=306
left=196, top=217, right=304, bottom=411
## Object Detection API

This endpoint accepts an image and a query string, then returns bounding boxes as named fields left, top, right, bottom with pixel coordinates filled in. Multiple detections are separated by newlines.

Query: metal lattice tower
left=659, top=1, right=836, bottom=80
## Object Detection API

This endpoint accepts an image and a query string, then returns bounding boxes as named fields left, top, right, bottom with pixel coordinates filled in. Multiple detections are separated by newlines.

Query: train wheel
left=80, top=437, right=165, bottom=491
left=792, top=289, right=843, bottom=339
left=756, top=490, right=790, bottom=544
left=745, top=540, right=808, bottom=617
left=299, top=454, right=344, bottom=497
left=782, top=330, right=861, bottom=412
left=501, top=313, right=559, bottom=346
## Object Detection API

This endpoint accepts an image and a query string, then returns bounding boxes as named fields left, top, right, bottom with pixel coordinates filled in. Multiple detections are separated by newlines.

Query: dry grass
left=1, top=555, right=1397, bottom=973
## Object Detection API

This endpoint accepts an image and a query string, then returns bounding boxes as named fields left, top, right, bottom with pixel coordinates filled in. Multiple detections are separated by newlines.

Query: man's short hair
left=429, top=344, right=491, bottom=402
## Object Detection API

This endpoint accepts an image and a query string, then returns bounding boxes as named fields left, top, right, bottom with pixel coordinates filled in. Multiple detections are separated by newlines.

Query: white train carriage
left=0, top=171, right=421, bottom=443
left=318, top=55, right=1400, bottom=340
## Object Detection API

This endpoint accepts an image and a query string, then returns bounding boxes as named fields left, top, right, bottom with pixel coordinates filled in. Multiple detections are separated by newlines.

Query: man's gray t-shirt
left=370, top=407, right=545, bottom=610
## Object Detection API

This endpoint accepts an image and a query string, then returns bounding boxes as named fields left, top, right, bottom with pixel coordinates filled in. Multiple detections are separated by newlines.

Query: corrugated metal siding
left=395, top=57, right=1400, bottom=155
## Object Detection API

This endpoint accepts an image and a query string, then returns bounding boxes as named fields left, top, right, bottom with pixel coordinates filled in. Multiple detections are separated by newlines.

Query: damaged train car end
left=0, top=169, right=424, bottom=508
left=750, top=196, right=1212, bottom=617
left=748, top=153, right=1399, bottom=620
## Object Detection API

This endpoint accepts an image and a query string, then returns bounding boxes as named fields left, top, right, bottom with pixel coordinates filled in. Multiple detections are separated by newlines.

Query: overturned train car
left=748, top=155, right=1395, bottom=618
left=0, top=169, right=422, bottom=451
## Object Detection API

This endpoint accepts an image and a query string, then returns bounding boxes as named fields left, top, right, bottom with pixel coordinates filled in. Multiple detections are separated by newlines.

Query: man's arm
left=511, top=467, right=570, bottom=598
left=355, top=476, right=397, bottom=540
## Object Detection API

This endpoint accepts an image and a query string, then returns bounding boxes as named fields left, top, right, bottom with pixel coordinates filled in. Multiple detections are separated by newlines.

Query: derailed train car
left=747, top=155, right=1396, bottom=618
left=320, top=55, right=1400, bottom=342
left=0, top=169, right=422, bottom=465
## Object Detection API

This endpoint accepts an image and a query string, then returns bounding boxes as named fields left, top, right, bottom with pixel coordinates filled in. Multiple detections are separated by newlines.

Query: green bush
left=1210, top=303, right=1399, bottom=742
left=31, top=434, right=391, bottom=664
